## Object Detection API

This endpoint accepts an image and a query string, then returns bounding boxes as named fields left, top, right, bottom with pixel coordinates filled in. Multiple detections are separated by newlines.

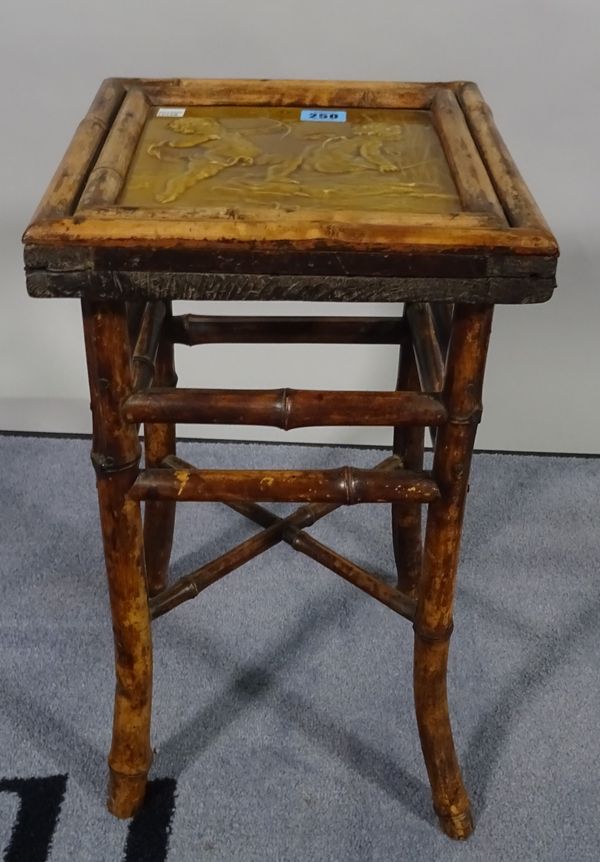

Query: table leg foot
left=413, top=635, right=474, bottom=840
left=107, top=768, right=149, bottom=819
left=436, top=806, right=474, bottom=840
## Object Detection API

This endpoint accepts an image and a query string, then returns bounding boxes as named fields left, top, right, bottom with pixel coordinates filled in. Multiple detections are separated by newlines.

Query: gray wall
left=1, top=1, right=597, bottom=451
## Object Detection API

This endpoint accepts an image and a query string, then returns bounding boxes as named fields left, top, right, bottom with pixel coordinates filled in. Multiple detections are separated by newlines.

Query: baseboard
left=1, top=428, right=598, bottom=459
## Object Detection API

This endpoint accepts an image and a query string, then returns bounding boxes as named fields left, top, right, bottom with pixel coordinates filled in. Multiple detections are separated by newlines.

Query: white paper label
left=156, top=107, right=186, bottom=118
left=300, top=109, right=347, bottom=123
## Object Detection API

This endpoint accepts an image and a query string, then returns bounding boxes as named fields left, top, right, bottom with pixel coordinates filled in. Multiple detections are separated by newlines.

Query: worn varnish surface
left=23, top=78, right=557, bottom=303
left=119, top=106, right=461, bottom=213
left=23, top=78, right=558, bottom=841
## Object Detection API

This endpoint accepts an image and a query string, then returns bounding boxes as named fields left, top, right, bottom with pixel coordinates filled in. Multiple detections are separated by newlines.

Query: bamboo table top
left=23, top=78, right=558, bottom=304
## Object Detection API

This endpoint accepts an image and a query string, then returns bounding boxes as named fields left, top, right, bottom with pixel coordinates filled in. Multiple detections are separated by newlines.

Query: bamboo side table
left=23, top=78, right=558, bottom=839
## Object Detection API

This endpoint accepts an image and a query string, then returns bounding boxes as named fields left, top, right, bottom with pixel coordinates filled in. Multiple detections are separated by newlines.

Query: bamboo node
left=91, top=451, right=141, bottom=475
left=344, top=465, right=353, bottom=505
left=447, top=406, right=483, bottom=425
left=289, top=529, right=306, bottom=551
left=413, top=620, right=454, bottom=642
left=281, top=387, right=292, bottom=430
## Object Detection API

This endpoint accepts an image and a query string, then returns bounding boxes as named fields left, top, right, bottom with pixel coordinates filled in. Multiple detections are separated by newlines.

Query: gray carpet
left=0, top=435, right=599, bottom=861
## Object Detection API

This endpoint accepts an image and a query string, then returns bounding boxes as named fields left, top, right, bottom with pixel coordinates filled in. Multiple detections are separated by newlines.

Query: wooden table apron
left=22, top=77, right=558, bottom=841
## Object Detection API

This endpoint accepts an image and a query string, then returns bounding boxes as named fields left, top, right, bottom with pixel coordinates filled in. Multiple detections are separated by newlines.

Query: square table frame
left=23, top=78, right=558, bottom=840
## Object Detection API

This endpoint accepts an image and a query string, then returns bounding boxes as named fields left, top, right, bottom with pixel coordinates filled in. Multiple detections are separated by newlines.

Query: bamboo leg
left=126, top=301, right=145, bottom=352
left=82, top=299, right=152, bottom=819
left=143, top=302, right=177, bottom=596
left=414, top=303, right=493, bottom=840
left=392, top=309, right=425, bottom=595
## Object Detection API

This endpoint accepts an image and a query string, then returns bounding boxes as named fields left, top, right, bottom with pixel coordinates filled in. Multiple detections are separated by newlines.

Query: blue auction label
left=300, top=109, right=347, bottom=123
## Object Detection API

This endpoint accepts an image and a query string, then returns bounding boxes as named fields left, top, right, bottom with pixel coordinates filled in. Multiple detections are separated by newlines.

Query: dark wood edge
left=23, top=241, right=558, bottom=278
left=25, top=269, right=556, bottom=304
